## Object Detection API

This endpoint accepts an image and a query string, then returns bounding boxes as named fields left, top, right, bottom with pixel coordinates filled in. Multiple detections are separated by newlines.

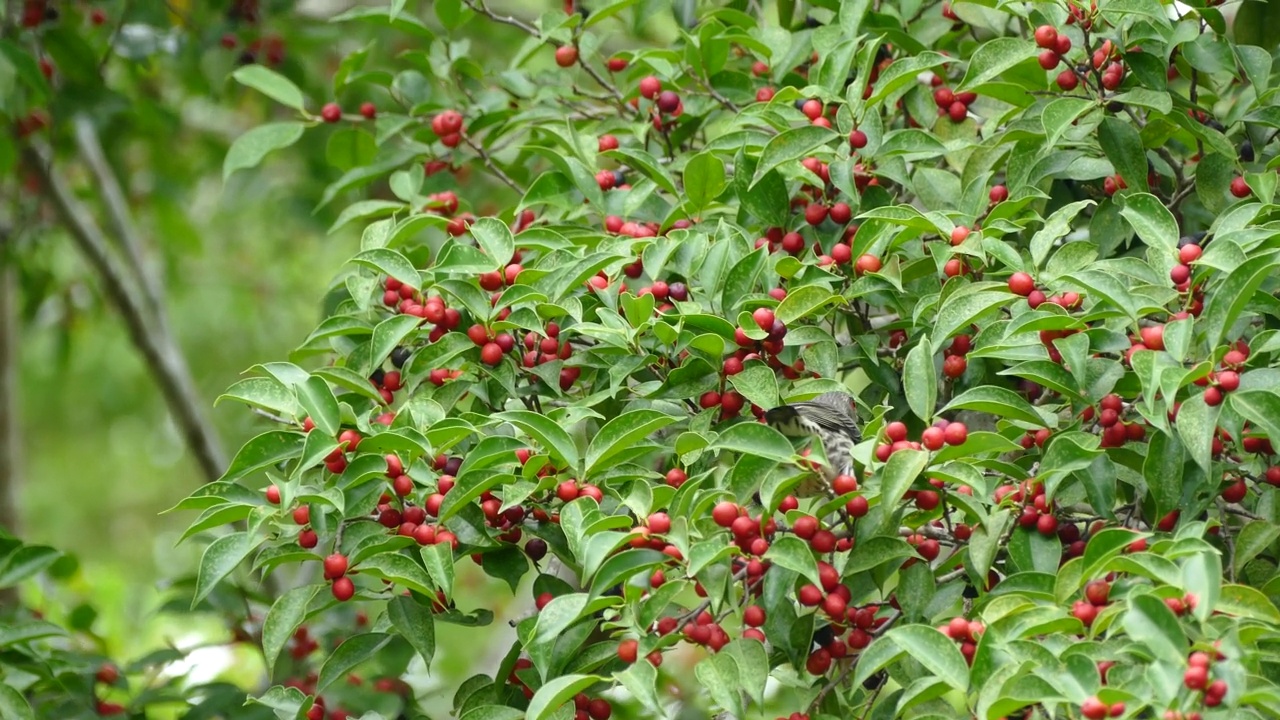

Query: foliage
left=7, top=0, right=1280, bottom=719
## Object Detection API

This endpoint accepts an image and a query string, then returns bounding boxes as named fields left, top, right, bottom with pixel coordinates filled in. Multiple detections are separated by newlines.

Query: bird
left=764, top=392, right=861, bottom=496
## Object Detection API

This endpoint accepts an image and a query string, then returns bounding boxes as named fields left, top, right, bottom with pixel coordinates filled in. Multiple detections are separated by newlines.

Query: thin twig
left=251, top=407, right=295, bottom=425
left=460, top=133, right=526, bottom=194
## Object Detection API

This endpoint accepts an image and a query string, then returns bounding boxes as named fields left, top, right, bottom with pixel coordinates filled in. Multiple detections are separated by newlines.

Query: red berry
left=1085, top=580, right=1110, bottom=606
left=1217, top=370, right=1240, bottom=392
left=943, top=354, right=967, bottom=378
left=753, top=307, right=776, bottom=331
left=950, top=226, right=970, bottom=245
left=1204, top=386, right=1223, bottom=406
left=1008, top=272, right=1035, bottom=296
left=321, top=103, right=342, bottom=123
left=1179, top=243, right=1202, bottom=264
left=1222, top=479, right=1247, bottom=503
left=948, top=100, right=967, bottom=122
left=855, top=254, right=882, bottom=275
left=1073, top=600, right=1098, bottom=627
left=324, top=553, right=349, bottom=579
left=849, top=130, right=867, bottom=149
left=555, top=45, right=578, bottom=67
left=480, top=342, right=503, bottom=366
left=639, top=76, right=661, bottom=99
left=1230, top=176, right=1251, bottom=198
left=1034, top=25, right=1058, bottom=49
left=95, top=663, right=120, bottom=684
left=921, top=427, right=945, bottom=450
left=989, top=185, right=1008, bottom=203
left=885, top=421, right=908, bottom=442
left=332, top=576, right=355, bottom=601
left=266, top=485, right=281, bottom=504
left=1184, top=665, right=1208, bottom=690
left=617, top=639, right=638, bottom=663
left=1038, top=50, right=1060, bottom=70
left=1170, top=264, right=1191, bottom=284
left=1081, top=697, right=1108, bottom=720
left=359, top=102, right=376, bottom=119
left=712, top=501, right=739, bottom=528
left=943, top=422, right=968, bottom=446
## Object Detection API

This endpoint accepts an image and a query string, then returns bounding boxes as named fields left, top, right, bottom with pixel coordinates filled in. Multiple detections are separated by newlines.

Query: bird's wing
left=789, top=395, right=861, bottom=441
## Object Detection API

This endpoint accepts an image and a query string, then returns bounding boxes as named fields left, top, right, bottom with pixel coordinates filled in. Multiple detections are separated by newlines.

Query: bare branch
left=21, top=143, right=228, bottom=482
left=72, top=115, right=168, bottom=321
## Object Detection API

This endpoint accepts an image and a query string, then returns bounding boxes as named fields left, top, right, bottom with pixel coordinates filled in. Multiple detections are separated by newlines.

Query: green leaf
left=296, top=376, right=340, bottom=438
left=1118, top=192, right=1177, bottom=252
left=1041, top=98, right=1094, bottom=150
left=846, top=536, right=915, bottom=574
left=942, top=386, right=1043, bottom=426
left=470, top=217, right=515, bottom=266
left=615, top=660, right=664, bottom=716
left=1231, top=390, right=1280, bottom=454
left=224, top=123, right=306, bottom=180
left=358, top=552, right=436, bottom=596
left=218, top=377, right=299, bottom=416
left=879, top=449, right=929, bottom=510
left=1098, top=116, right=1149, bottom=192
left=695, top=651, right=743, bottom=716
left=263, top=584, right=322, bottom=680
left=764, top=535, right=821, bottom=588
left=1234, top=521, right=1280, bottom=577
left=775, top=285, right=841, bottom=324
left=886, top=625, right=970, bottom=691
left=684, top=151, right=727, bottom=211
left=933, top=289, right=1013, bottom=343
left=350, top=247, right=421, bottom=290
left=1201, top=255, right=1280, bottom=348
left=366, top=313, right=422, bottom=376
left=602, top=148, right=679, bottom=195
left=460, top=707, right=524, bottom=720
left=1121, top=594, right=1187, bottom=660
left=232, top=65, right=307, bottom=110
left=1218, top=584, right=1280, bottom=623
left=388, top=595, right=436, bottom=669
left=1175, top=394, right=1219, bottom=474
left=526, top=674, right=603, bottom=720
left=219, top=430, right=304, bottom=483
left=422, top=543, right=455, bottom=599
left=193, top=532, right=256, bottom=607
left=585, top=410, right=679, bottom=477
left=713, top=422, right=796, bottom=462
left=957, top=38, right=1037, bottom=91
left=1143, top=431, right=1184, bottom=517
left=0, top=685, right=34, bottom=720
left=317, top=633, right=393, bottom=693
left=0, top=544, right=61, bottom=587
left=728, top=362, right=780, bottom=410
left=1182, top=550, right=1221, bottom=623
left=1030, top=200, right=1094, bottom=269
left=493, top=411, right=580, bottom=471
left=903, top=335, right=937, bottom=423
left=750, top=126, right=838, bottom=189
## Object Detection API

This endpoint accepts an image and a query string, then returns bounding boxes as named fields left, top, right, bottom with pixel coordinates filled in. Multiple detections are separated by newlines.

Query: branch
left=460, top=133, right=526, bottom=194
left=251, top=407, right=295, bottom=425
left=21, top=143, right=228, bottom=483
left=72, top=115, right=168, bottom=322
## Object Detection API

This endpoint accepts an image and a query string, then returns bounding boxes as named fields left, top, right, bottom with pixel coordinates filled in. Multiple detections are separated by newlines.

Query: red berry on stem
left=321, top=103, right=342, bottom=123
left=554, top=45, right=578, bottom=67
